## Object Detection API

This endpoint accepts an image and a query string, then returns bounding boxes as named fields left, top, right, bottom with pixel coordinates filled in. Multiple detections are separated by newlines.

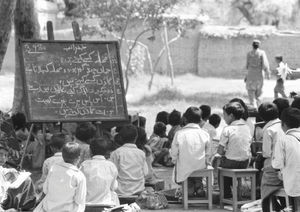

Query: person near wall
left=245, top=40, right=270, bottom=108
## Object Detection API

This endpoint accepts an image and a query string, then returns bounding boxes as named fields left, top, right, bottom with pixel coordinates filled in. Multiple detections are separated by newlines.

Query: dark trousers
left=219, top=157, right=249, bottom=198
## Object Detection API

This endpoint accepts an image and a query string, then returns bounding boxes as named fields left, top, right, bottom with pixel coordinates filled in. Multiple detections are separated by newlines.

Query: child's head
left=11, top=112, right=27, bottom=131
left=50, top=133, right=67, bottom=153
left=75, top=122, right=96, bottom=144
left=155, top=111, right=169, bottom=125
left=258, top=102, right=279, bottom=122
left=62, top=142, right=81, bottom=166
left=252, top=40, right=260, bottom=49
left=223, top=102, right=245, bottom=125
left=90, top=137, right=111, bottom=156
left=153, top=122, right=166, bottom=137
left=229, top=98, right=249, bottom=120
left=119, top=124, right=138, bottom=144
left=168, top=109, right=181, bottom=127
left=184, top=107, right=201, bottom=124
left=209, top=114, right=221, bottom=129
left=281, top=107, right=300, bottom=132
left=0, top=142, right=8, bottom=166
left=132, top=116, right=146, bottom=129
left=199, top=105, right=211, bottom=121
left=275, top=55, right=283, bottom=64
left=273, top=98, right=289, bottom=120
left=291, top=97, right=300, bottom=110
left=135, top=127, right=147, bottom=150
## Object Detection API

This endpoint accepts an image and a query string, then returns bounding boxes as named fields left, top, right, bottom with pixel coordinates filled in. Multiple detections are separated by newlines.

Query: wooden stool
left=270, top=188, right=290, bottom=212
left=182, top=167, right=213, bottom=210
left=118, top=195, right=138, bottom=204
left=219, top=168, right=258, bottom=212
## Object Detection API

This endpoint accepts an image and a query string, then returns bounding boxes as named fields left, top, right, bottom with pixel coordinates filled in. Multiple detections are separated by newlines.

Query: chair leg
left=220, top=173, right=224, bottom=209
left=183, top=179, right=188, bottom=210
left=232, top=177, right=238, bottom=212
left=208, top=174, right=213, bottom=210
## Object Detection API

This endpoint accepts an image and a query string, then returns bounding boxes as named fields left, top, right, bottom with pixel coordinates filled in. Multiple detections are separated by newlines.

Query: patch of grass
left=131, top=87, right=248, bottom=109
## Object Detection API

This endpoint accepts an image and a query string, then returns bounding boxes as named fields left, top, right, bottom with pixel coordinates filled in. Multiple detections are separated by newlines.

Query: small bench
left=219, top=168, right=258, bottom=212
left=182, top=167, right=214, bottom=210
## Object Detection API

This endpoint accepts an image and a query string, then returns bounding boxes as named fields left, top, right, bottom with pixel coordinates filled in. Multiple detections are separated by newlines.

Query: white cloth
left=219, top=119, right=252, bottom=161
left=261, top=118, right=283, bottom=168
left=36, top=162, right=86, bottom=212
left=110, top=144, right=148, bottom=196
left=39, top=152, right=64, bottom=185
left=171, top=123, right=210, bottom=182
left=276, top=62, right=291, bottom=81
left=81, top=155, right=119, bottom=205
left=272, top=128, right=300, bottom=197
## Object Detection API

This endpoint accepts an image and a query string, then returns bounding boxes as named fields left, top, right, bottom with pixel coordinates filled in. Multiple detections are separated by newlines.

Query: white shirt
left=39, top=162, right=86, bottom=212
left=272, top=128, right=300, bottom=197
left=81, top=155, right=119, bottom=205
left=219, top=119, right=252, bottom=161
left=262, top=118, right=283, bottom=168
left=171, top=123, right=210, bottom=182
left=276, top=62, right=291, bottom=81
left=110, top=144, right=148, bottom=196
left=39, top=152, right=64, bottom=185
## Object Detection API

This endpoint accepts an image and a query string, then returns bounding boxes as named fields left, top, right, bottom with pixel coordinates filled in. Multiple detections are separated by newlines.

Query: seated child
left=81, top=138, right=119, bottom=205
left=74, top=122, right=96, bottom=164
left=167, top=110, right=182, bottom=145
left=273, top=107, right=300, bottom=211
left=34, top=142, right=86, bottom=212
left=209, top=114, right=221, bottom=157
left=147, top=122, right=172, bottom=167
left=217, top=102, right=252, bottom=198
left=36, top=133, right=66, bottom=191
left=110, top=125, right=148, bottom=196
left=135, top=127, right=156, bottom=183
left=171, top=107, right=211, bottom=196
left=0, top=141, right=36, bottom=211
left=273, top=98, right=289, bottom=120
left=258, top=102, right=285, bottom=211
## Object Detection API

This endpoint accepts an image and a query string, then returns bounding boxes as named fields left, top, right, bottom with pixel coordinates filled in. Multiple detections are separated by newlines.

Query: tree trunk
left=12, top=0, right=40, bottom=113
left=0, top=0, right=17, bottom=72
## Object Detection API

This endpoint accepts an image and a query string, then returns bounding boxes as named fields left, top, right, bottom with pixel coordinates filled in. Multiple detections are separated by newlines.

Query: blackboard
left=20, top=40, right=128, bottom=122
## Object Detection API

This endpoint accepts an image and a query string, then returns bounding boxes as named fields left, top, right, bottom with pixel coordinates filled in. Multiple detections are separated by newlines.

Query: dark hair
left=291, top=97, right=300, bottom=110
left=153, top=122, right=166, bottom=137
left=275, top=56, right=283, bottom=62
left=229, top=98, right=249, bottom=120
left=168, top=110, right=181, bottom=126
left=90, top=137, right=110, bottom=156
left=50, top=133, right=67, bottom=150
left=75, top=122, right=96, bottom=143
left=62, top=142, right=81, bottom=164
left=223, top=102, right=245, bottom=120
left=209, top=114, right=221, bottom=128
left=258, top=102, right=279, bottom=122
left=119, top=124, right=137, bottom=143
left=273, top=98, right=289, bottom=120
left=11, top=112, right=26, bottom=131
left=155, top=111, right=169, bottom=125
left=199, top=105, right=211, bottom=121
left=252, top=42, right=259, bottom=49
left=184, top=107, right=201, bottom=124
left=281, top=107, right=300, bottom=129
left=136, top=127, right=147, bottom=150
left=132, top=116, right=147, bottom=128
left=113, top=133, right=124, bottom=147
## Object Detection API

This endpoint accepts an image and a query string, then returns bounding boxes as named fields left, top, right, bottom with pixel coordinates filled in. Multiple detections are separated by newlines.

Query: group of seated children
left=1, top=95, right=300, bottom=211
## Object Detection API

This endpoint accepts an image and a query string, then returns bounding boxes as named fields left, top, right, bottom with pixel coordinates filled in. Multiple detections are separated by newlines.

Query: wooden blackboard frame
left=19, top=39, right=129, bottom=123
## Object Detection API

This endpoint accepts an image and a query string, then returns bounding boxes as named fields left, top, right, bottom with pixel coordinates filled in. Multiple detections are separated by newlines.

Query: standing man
left=245, top=40, right=270, bottom=108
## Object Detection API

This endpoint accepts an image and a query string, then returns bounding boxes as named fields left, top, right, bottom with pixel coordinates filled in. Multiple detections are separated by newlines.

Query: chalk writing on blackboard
left=20, top=40, right=128, bottom=122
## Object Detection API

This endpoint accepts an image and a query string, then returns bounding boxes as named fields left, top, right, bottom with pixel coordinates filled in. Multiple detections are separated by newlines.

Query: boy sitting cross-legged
left=110, top=125, right=148, bottom=196
left=34, top=142, right=86, bottom=212
left=81, top=137, right=119, bottom=206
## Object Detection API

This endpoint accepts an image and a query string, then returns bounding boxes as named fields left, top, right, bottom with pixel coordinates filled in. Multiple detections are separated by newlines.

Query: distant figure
left=245, top=40, right=270, bottom=108
left=274, top=56, right=291, bottom=99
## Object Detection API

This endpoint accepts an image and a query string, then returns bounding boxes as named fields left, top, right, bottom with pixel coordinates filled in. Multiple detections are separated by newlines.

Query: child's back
left=35, top=142, right=86, bottom=212
left=81, top=138, right=119, bottom=205
left=110, top=125, right=148, bottom=196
